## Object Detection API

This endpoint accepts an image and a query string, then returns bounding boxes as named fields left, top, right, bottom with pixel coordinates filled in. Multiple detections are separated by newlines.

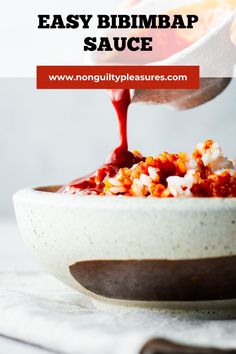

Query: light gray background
left=1, top=78, right=236, bottom=217
left=0, top=78, right=235, bottom=354
left=0, top=0, right=234, bottom=351
left=0, top=74, right=235, bottom=352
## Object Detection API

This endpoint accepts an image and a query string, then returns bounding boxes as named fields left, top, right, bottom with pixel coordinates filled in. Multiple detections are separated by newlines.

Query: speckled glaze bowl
left=13, top=186, right=236, bottom=312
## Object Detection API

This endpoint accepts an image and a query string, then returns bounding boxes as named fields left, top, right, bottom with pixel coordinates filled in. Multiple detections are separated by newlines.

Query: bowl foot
left=91, top=297, right=236, bottom=319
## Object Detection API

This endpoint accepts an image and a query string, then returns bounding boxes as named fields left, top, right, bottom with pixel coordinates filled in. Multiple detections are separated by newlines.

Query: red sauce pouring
left=59, top=89, right=143, bottom=194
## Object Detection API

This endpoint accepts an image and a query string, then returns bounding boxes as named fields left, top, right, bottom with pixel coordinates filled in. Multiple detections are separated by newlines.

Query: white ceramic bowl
left=13, top=186, right=236, bottom=313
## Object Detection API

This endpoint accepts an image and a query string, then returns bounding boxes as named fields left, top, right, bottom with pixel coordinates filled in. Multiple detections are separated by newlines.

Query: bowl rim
left=13, top=185, right=236, bottom=210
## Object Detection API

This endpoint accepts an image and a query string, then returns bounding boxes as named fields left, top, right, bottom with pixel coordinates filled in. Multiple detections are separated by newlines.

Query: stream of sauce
left=60, top=89, right=143, bottom=194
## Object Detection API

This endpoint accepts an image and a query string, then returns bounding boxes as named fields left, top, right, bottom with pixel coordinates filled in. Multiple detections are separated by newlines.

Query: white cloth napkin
left=1, top=273, right=236, bottom=354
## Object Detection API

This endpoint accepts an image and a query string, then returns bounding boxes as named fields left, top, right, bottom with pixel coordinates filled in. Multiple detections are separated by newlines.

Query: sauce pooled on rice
left=61, top=90, right=236, bottom=198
